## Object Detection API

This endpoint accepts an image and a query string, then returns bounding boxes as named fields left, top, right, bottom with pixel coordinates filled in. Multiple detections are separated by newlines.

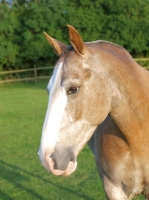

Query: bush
left=0, top=0, right=149, bottom=72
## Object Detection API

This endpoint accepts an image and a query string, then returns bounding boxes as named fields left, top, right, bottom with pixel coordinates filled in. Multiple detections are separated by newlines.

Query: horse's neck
left=108, top=58, right=149, bottom=149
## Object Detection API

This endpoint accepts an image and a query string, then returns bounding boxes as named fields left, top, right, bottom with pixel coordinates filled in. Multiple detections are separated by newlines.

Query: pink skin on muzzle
left=43, top=151, right=77, bottom=176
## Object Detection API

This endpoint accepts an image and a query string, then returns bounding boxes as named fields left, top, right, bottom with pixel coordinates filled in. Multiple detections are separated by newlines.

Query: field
left=0, top=81, right=105, bottom=200
left=0, top=81, right=144, bottom=200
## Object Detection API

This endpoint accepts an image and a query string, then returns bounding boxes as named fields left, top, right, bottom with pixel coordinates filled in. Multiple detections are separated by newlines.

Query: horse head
left=38, top=25, right=112, bottom=176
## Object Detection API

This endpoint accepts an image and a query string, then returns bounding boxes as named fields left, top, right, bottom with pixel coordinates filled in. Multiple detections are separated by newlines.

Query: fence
left=0, top=65, right=53, bottom=84
left=134, top=58, right=149, bottom=69
left=0, top=58, right=149, bottom=84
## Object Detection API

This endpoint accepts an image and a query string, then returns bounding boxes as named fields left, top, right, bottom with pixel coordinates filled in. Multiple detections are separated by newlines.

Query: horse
left=38, top=25, right=149, bottom=199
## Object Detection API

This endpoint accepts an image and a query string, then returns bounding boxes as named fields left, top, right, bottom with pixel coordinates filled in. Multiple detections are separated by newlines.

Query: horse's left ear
left=67, top=25, right=86, bottom=55
left=43, top=32, right=67, bottom=56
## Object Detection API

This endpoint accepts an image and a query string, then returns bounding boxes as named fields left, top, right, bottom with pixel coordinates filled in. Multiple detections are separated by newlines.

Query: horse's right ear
left=67, top=25, right=86, bottom=56
left=43, top=32, right=67, bottom=56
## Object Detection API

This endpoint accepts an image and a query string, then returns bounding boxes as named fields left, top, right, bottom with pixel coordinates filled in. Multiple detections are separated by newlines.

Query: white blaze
left=39, top=62, right=67, bottom=161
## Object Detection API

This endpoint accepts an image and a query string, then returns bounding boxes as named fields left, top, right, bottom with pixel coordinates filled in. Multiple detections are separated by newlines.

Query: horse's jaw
left=38, top=118, right=97, bottom=176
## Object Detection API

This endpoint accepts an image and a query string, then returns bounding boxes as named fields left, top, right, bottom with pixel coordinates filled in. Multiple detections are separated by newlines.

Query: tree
left=0, top=2, right=18, bottom=71
left=98, top=0, right=149, bottom=56
left=0, top=0, right=149, bottom=71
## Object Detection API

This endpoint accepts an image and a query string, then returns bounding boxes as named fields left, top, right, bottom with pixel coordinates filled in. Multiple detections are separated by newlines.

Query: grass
left=0, top=81, right=144, bottom=200
left=0, top=81, right=105, bottom=200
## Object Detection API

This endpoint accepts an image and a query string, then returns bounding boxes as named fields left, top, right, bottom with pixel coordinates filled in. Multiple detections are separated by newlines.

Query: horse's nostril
left=70, top=154, right=75, bottom=162
left=50, top=153, right=54, bottom=159
left=50, top=148, right=75, bottom=171
left=50, top=153, right=59, bottom=170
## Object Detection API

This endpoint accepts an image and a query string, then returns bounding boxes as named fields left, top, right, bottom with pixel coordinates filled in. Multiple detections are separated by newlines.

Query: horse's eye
left=67, top=87, right=80, bottom=95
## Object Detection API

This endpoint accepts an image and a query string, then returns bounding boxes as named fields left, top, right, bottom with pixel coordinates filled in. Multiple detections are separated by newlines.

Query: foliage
left=98, top=0, right=149, bottom=56
left=0, top=2, right=18, bottom=71
left=0, top=0, right=149, bottom=71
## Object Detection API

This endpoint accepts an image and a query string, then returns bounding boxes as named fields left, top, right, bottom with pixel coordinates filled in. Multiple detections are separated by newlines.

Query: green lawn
left=0, top=81, right=144, bottom=200
left=0, top=81, right=105, bottom=200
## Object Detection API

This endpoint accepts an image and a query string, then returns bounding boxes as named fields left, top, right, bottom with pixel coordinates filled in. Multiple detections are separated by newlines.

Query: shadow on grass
left=0, top=190, right=13, bottom=200
left=0, top=160, right=46, bottom=200
left=0, top=159, right=94, bottom=200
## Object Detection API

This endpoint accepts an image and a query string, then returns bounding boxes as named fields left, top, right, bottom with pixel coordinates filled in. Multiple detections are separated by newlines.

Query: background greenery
left=0, top=81, right=144, bottom=200
left=0, top=0, right=149, bottom=72
left=0, top=1, right=149, bottom=199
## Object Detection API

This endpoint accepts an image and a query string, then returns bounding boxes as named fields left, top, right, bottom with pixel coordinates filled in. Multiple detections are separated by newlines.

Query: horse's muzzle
left=39, top=147, right=77, bottom=176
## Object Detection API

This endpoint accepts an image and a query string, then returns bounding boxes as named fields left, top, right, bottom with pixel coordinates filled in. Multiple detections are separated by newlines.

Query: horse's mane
left=66, top=40, right=136, bottom=69
left=85, top=40, right=137, bottom=67
left=85, top=40, right=131, bottom=57
left=85, top=40, right=125, bottom=50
